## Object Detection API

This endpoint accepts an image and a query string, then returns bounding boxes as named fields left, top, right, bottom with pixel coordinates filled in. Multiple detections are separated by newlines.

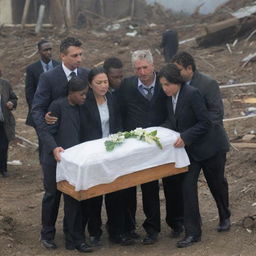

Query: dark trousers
left=183, top=152, right=230, bottom=237
left=126, top=180, right=161, bottom=234
left=41, top=164, right=62, bottom=240
left=162, top=173, right=185, bottom=230
left=87, top=190, right=130, bottom=238
left=0, top=122, right=9, bottom=173
left=87, top=196, right=103, bottom=237
left=105, top=189, right=127, bottom=237
left=124, top=186, right=137, bottom=233
left=63, top=194, right=88, bottom=246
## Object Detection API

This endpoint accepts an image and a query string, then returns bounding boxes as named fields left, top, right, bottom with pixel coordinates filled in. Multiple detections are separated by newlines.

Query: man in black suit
left=168, top=52, right=230, bottom=247
left=119, top=49, right=168, bottom=245
left=25, top=39, right=59, bottom=127
left=160, top=30, right=179, bottom=63
left=103, top=57, right=123, bottom=94
left=31, top=37, right=89, bottom=250
left=25, top=40, right=59, bottom=161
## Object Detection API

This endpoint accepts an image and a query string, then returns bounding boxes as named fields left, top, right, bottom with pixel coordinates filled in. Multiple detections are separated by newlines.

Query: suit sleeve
left=204, top=79, right=224, bottom=124
left=180, top=90, right=211, bottom=145
left=25, top=66, right=36, bottom=107
left=31, top=73, right=52, bottom=128
left=7, top=81, right=18, bottom=109
left=37, top=101, right=60, bottom=154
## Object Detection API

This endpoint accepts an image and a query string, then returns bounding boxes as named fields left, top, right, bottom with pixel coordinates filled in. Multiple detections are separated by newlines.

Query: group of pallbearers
left=22, top=36, right=231, bottom=253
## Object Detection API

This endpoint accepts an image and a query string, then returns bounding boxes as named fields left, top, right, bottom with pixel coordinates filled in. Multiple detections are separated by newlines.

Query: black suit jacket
left=25, top=59, right=59, bottom=126
left=163, top=84, right=219, bottom=162
left=119, top=75, right=168, bottom=131
left=190, top=71, right=229, bottom=153
left=37, top=97, right=81, bottom=166
left=0, top=78, right=18, bottom=141
left=80, top=89, right=122, bottom=142
left=31, top=64, right=89, bottom=129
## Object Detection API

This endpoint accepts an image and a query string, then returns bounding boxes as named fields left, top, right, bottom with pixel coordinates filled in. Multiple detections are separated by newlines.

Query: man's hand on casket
left=53, top=147, right=64, bottom=162
left=45, top=112, right=58, bottom=125
left=174, top=137, right=185, bottom=148
left=6, top=101, right=14, bottom=110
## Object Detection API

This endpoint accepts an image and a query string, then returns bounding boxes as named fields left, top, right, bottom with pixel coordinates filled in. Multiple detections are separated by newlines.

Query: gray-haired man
left=119, top=50, right=168, bottom=244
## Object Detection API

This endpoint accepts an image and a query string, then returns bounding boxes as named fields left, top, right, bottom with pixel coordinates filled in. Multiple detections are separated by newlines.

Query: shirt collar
left=62, top=63, right=77, bottom=79
left=186, top=80, right=191, bottom=86
left=172, top=89, right=180, bottom=102
left=40, top=60, right=52, bottom=71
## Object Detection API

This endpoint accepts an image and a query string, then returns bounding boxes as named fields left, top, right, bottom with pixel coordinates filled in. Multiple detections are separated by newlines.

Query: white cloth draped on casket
left=56, top=127, right=190, bottom=191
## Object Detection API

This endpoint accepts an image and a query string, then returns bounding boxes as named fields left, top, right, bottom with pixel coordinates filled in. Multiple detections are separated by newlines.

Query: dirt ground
left=0, top=0, right=256, bottom=255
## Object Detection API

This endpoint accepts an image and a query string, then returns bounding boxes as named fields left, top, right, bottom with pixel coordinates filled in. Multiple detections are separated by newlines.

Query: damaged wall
left=0, top=0, right=12, bottom=24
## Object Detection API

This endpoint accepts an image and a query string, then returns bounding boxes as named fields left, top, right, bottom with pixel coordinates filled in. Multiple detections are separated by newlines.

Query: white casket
left=57, top=127, right=190, bottom=200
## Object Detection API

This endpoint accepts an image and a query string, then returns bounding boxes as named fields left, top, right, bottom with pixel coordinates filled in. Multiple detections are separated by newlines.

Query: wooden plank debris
left=241, top=52, right=256, bottom=67
left=230, top=143, right=256, bottom=149
left=15, top=135, right=38, bottom=148
left=21, top=0, right=31, bottom=29
left=220, top=82, right=256, bottom=89
left=2, top=24, right=53, bottom=28
left=224, top=114, right=256, bottom=122
left=196, top=3, right=256, bottom=47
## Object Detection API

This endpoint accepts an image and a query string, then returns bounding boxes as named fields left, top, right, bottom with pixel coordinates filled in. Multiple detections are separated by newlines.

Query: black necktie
left=144, top=87, right=153, bottom=101
left=69, top=71, right=77, bottom=79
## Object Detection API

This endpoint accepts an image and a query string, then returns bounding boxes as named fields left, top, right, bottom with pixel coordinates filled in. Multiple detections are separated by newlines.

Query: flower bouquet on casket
left=104, top=128, right=163, bottom=152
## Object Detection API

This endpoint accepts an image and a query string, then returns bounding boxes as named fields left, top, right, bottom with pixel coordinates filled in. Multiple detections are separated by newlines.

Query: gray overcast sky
left=145, top=0, right=229, bottom=14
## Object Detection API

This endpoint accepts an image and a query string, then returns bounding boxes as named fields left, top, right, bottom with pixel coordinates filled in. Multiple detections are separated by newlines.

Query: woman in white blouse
left=80, top=67, right=133, bottom=246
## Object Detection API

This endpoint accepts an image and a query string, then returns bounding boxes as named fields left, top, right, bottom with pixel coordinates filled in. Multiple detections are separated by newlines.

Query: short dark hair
left=88, top=66, right=107, bottom=84
left=158, top=63, right=185, bottom=85
left=103, top=57, right=123, bottom=73
left=37, top=39, right=50, bottom=50
left=172, top=51, right=196, bottom=72
left=67, top=77, right=88, bottom=93
left=60, top=37, right=82, bottom=54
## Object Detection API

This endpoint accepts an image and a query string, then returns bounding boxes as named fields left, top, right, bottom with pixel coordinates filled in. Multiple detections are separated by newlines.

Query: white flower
left=105, top=128, right=162, bottom=151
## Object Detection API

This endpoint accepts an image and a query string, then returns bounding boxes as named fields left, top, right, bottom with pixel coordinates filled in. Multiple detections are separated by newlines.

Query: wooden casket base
left=57, top=163, right=187, bottom=201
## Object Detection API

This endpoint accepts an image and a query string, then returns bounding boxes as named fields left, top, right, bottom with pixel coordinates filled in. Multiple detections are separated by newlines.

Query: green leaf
left=104, top=141, right=116, bottom=151
left=124, top=131, right=131, bottom=138
left=149, top=130, right=157, bottom=136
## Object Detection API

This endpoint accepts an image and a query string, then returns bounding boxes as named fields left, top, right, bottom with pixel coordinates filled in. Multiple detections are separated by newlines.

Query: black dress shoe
left=176, top=235, right=201, bottom=248
left=217, top=218, right=231, bottom=232
left=89, top=236, right=102, bottom=247
left=127, top=230, right=140, bottom=239
left=170, top=226, right=184, bottom=238
left=75, top=242, right=93, bottom=253
left=41, top=239, right=57, bottom=249
left=142, top=233, right=158, bottom=245
left=110, top=234, right=135, bottom=246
